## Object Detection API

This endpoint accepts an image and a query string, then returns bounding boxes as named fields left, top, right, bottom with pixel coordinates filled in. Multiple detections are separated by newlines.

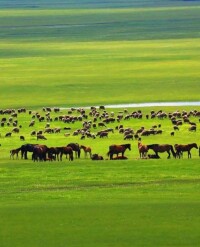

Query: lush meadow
left=0, top=0, right=200, bottom=246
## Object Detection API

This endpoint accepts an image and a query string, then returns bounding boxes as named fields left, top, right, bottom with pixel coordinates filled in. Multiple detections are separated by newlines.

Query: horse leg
left=188, top=151, right=191, bottom=159
left=167, top=150, right=170, bottom=159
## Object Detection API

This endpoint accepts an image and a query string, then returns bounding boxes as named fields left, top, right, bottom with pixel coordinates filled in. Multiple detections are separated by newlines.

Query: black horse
left=21, top=144, right=38, bottom=159
left=107, top=143, right=131, bottom=160
left=67, top=143, right=81, bottom=158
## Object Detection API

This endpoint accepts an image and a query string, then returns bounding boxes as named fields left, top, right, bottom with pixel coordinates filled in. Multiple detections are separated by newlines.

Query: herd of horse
left=9, top=142, right=200, bottom=161
left=138, top=142, right=199, bottom=159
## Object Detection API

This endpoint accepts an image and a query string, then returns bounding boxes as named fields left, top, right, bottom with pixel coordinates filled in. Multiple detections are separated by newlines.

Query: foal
left=80, top=145, right=92, bottom=158
left=10, top=147, right=21, bottom=159
left=138, top=142, right=148, bottom=158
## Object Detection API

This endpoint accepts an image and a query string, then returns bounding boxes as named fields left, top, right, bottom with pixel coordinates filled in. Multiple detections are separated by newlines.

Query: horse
left=80, top=145, right=92, bottom=158
left=67, top=143, right=81, bottom=158
left=174, top=143, right=198, bottom=159
left=48, top=147, right=61, bottom=161
left=107, top=143, right=131, bottom=160
left=138, top=142, right=148, bottom=158
left=21, top=144, right=38, bottom=159
left=32, top=145, right=48, bottom=162
left=10, top=147, right=21, bottom=159
left=59, top=147, right=73, bottom=161
left=91, top=154, right=104, bottom=160
left=147, top=144, right=176, bottom=159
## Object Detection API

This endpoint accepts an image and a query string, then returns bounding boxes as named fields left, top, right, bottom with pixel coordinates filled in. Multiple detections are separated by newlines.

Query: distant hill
left=0, top=0, right=200, bottom=9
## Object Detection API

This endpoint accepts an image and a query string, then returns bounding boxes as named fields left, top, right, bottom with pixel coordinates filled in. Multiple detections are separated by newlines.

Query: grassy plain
left=0, top=106, right=200, bottom=247
left=0, top=159, right=200, bottom=247
left=1, top=0, right=200, bottom=246
left=0, top=5, right=200, bottom=108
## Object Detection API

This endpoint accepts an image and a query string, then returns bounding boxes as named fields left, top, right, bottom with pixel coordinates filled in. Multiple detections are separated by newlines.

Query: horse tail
left=170, top=145, right=176, bottom=158
left=107, top=151, right=110, bottom=157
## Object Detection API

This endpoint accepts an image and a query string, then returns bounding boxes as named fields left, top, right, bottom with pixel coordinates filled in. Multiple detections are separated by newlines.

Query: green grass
left=0, top=159, right=200, bottom=247
left=0, top=4, right=200, bottom=108
left=0, top=38, right=200, bottom=108
left=1, top=1, right=200, bottom=246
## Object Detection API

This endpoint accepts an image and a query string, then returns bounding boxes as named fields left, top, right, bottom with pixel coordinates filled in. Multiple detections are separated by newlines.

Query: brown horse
left=80, top=145, right=92, bottom=158
left=10, top=147, right=21, bottom=159
left=174, top=143, right=198, bottom=159
left=59, top=147, right=74, bottom=161
left=147, top=144, right=176, bottom=159
left=138, top=142, right=148, bottom=158
left=32, top=145, right=48, bottom=162
left=107, top=143, right=131, bottom=160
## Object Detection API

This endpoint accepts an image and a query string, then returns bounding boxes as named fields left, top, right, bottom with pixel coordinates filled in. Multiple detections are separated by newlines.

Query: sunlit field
left=0, top=1, right=200, bottom=246
left=0, top=5, right=200, bottom=108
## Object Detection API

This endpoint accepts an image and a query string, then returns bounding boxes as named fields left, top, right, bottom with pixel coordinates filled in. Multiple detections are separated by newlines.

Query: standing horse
left=10, top=147, right=21, bottom=159
left=21, top=144, right=38, bottom=159
left=80, top=145, right=92, bottom=158
left=48, top=147, right=61, bottom=161
left=32, top=145, right=48, bottom=162
left=138, top=142, right=148, bottom=158
left=147, top=144, right=176, bottom=159
left=174, top=143, right=198, bottom=159
left=59, top=147, right=73, bottom=161
left=67, top=143, right=81, bottom=158
left=107, top=143, right=131, bottom=160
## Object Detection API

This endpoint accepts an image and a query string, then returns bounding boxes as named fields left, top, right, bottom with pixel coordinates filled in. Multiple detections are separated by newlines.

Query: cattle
left=5, top=132, right=12, bottom=137
left=30, top=130, right=36, bottom=136
left=124, top=134, right=133, bottom=140
left=99, top=131, right=108, bottom=138
left=29, top=121, right=35, bottom=127
left=20, top=136, right=25, bottom=141
left=12, top=127, right=20, bottom=133
left=189, top=125, right=196, bottom=132
left=37, top=134, right=47, bottom=140
left=173, top=125, right=179, bottom=131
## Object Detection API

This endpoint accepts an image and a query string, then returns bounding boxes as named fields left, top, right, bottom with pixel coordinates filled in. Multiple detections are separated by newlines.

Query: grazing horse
left=59, top=147, right=73, bottom=161
left=21, top=144, right=38, bottom=159
left=10, top=147, right=21, bottom=159
left=67, top=143, right=81, bottom=158
left=138, top=142, right=148, bottom=158
left=107, top=143, right=131, bottom=160
left=174, top=143, right=198, bottom=159
left=80, top=145, right=92, bottom=158
left=147, top=144, right=176, bottom=159
left=32, top=145, right=48, bottom=162
left=48, top=147, right=61, bottom=161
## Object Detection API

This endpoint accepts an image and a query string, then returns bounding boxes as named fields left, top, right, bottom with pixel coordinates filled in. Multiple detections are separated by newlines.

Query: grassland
left=0, top=5, right=200, bottom=108
left=0, top=159, right=200, bottom=247
left=0, top=106, right=200, bottom=247
left=1, top=0, right=200, bottom=246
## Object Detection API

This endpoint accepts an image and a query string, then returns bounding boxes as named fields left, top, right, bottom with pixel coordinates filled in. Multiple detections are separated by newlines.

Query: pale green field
left=0, top=5, right=200, bottom=108
left=0, top=38, right=200, bottom=108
